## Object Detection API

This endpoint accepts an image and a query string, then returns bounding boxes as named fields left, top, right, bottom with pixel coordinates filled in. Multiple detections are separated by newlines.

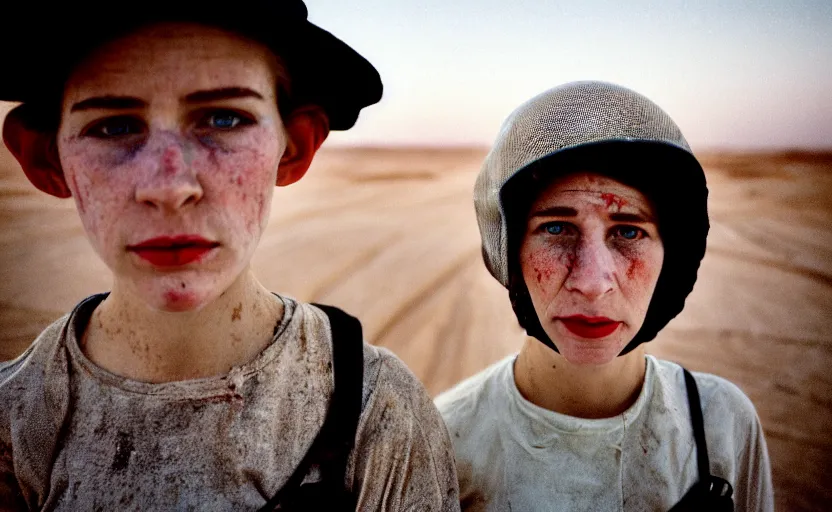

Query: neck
left=514, top=338, right=647, bottom=419
left=82, top=269, right=284, bottom=383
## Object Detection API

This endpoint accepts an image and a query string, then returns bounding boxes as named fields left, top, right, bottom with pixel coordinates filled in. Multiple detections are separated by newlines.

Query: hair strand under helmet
left=474, top=81, right=709, bottom=355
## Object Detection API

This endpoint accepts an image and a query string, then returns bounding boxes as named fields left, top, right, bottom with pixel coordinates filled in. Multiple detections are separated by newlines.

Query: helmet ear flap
left=503, top=173, right=561, bottom=354
left=507, top=269, right=560, bottom=353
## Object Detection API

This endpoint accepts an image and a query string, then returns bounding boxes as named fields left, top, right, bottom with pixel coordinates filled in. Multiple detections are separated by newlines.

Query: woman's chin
left=156, top=289, right=211, bottom=313
left=549, top=329, right=632, bottom=366
left=131, top=282, right=225, bottom=314
left=114, top=265, right=247, bottom=314
left=558, top=347, right=621, bottom=367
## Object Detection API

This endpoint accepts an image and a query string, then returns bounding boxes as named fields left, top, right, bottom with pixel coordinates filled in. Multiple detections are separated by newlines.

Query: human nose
left=564, top=236, right=615, bottom=300
left=134, top=136, right=203, bottom=211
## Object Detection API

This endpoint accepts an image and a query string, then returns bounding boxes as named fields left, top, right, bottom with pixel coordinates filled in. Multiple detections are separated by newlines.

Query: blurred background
left=1, top=1, right=830, bottom=510
left=310, top=0, right=831, bottom=151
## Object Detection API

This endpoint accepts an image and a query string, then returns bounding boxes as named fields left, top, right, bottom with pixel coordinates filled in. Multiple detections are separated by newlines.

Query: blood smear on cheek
left=626, top=258, right=645, bottom=279
left=526, top=247, right=567, bottom=284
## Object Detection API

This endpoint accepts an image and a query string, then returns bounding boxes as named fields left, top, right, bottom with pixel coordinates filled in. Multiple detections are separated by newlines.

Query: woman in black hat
left=0, top=2, right=459, bottom=510
left=436, top=81, right=773, bottom=511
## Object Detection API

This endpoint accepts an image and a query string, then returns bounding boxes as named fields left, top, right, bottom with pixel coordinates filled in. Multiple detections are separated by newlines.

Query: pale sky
left=308, top=0, right=832, bottom=150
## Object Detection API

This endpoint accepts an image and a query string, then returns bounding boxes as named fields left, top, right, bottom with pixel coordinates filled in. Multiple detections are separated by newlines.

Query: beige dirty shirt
left=435, top=355, right=773, bottom=512
left=0, top=294, right=460, bottom=511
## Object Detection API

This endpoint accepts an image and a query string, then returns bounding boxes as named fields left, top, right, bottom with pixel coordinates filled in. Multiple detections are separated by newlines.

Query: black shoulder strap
left=681, top=368, right=710, bottom=483
left=679, top=368, right=734, bottom=511
left=258, top=304, right=364, bottom=511
left=311, top=304, right=365, bottom=487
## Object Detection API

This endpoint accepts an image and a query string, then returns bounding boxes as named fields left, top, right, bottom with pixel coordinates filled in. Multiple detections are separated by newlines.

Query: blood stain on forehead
left=599, top=193, right=628, bottom=211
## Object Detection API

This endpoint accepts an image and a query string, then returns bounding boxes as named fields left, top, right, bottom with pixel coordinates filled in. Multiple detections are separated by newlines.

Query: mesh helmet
left=474, top=81, right=709, bottom=355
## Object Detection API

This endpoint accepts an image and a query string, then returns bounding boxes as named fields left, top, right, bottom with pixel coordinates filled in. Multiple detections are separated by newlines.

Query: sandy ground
left=0, top=130, right=830, bottom=510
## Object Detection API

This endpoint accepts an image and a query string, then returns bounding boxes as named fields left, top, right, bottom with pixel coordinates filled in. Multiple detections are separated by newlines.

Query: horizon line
left=320, top=143, right=832, bottom=155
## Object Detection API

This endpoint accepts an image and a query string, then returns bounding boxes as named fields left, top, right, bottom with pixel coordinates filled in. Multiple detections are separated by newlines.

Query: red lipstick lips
left=559, top=315, right=621, bottom=339
left=128, top=235, right=219, bottom=267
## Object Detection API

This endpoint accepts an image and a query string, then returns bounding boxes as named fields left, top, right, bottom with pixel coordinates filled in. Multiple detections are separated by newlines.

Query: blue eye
left=203, top=110, right=256, bottom=131
left=86, top=117, right=144, bottom=138
left=617, top=226, right=644, bottom=240
left=544, top=223, right=565, bottom=235
left=208, top=113, right=242, bottom=130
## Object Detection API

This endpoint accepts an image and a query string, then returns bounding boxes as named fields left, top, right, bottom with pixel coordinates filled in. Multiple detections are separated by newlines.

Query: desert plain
left=0, top=115, right=830, bottom=510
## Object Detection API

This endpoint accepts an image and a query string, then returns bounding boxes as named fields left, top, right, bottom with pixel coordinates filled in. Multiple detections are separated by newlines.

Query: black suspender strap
left=674, top=368, right=734, bottom=512
left=258, top=304, right=364, bottom=511
left=681, top=368, right=710, bottom=483
left=311, top=304, right=365, bottom=490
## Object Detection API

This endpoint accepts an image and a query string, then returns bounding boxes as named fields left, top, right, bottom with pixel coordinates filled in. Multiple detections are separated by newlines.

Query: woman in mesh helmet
left=435, top=81, right=773, bottom=511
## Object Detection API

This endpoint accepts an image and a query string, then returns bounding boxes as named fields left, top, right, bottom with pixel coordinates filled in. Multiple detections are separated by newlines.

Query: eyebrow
left=609, top=212, right=655, bottom=223
left=529, top=206, right=578, bottom=218
left=69, top=87, right=265, bottom=113
left=184, top=87, right=265, bottom=104
left=530, top=207, right=655, bottom=223
left=70, top=96, right=147, bottom=112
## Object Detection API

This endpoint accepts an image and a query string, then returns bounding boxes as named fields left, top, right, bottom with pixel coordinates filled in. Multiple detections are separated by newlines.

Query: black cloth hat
left=0, top=1, right=382, bottom=131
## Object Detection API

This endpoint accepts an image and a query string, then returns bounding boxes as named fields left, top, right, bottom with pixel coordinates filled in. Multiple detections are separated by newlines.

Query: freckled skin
left=57, top=24, right=285, bottom=313
left=519, top=172, right=664, bottom=366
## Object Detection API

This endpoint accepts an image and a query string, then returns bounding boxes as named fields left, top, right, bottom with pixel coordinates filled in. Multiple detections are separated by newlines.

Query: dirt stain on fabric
left=112, top=431, right=134, bottom=472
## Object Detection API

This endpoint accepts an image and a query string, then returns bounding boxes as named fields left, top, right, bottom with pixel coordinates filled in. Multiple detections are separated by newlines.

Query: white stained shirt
left=435, top=354, right=773, bottom=512
left=0, top=294, right=460, bottom=511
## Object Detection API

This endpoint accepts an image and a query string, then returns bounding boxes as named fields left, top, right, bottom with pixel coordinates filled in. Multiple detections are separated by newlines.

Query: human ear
left=2, top=105, right=71, bottom=198
left=276, top=106, right=330, bottom=187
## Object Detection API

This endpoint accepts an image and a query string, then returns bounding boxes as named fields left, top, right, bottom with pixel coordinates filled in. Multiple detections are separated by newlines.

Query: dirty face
left=57, top=23, right=287, bottom=312
left=518, top=172, right=664, bottom=365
